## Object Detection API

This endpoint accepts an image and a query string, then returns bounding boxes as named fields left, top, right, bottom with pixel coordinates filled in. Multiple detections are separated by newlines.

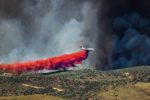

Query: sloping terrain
left=98, top=82, right=150, bottom=100
left=0, top=66, right=150, bottom=100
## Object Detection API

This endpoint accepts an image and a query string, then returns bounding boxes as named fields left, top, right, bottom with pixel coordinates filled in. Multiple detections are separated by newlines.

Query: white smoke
left=0, top=0, right=98, bottom=65
left=47, top=19, right=84, bottom=55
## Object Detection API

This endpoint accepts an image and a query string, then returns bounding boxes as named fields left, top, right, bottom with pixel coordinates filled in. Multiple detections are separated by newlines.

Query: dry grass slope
left=0, top=95, right=64, bottom=100
left=0, top=66, right=149, bottom=99
left=98, top=82, right=150, bottom=100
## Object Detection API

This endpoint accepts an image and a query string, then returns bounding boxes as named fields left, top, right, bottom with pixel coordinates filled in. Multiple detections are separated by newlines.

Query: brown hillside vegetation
left=0, top=66, right=149, bottom=100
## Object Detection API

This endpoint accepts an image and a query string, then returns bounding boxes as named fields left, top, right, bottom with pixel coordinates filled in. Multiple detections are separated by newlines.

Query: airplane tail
left=80, top=45, right=94, bottom=51
left=80, top=45, right=94, bottom=58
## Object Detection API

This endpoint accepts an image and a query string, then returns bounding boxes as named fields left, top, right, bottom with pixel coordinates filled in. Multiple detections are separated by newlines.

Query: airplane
left=0, top=46, right=94, bottom=75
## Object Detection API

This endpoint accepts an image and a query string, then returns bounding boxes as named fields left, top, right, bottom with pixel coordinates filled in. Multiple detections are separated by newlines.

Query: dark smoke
left=95, top=0, right=150, bottom=70
left=111, top=12, right=150, bottom=69
left=0, top=0, right=149, bottom=70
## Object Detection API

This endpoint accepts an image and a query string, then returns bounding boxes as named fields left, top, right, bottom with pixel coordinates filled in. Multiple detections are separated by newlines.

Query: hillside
left=0, top=66, right=150, bottom=100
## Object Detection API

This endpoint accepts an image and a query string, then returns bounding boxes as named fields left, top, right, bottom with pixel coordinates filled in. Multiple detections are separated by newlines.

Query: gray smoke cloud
left=1, top=0, right=149, bottom=70
left=0, top=0, right=98, bottom=66
left=111, top=12, right=150, bottom=69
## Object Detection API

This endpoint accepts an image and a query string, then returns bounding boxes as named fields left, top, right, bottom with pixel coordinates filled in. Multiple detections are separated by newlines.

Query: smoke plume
left=0, top=0, right=98, bottom=65
left=0, top=0, right=150, bottom=70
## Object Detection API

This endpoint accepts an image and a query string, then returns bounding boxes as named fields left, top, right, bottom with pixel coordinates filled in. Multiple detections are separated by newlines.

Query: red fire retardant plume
left=0, top=50, right=88, bottom=74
